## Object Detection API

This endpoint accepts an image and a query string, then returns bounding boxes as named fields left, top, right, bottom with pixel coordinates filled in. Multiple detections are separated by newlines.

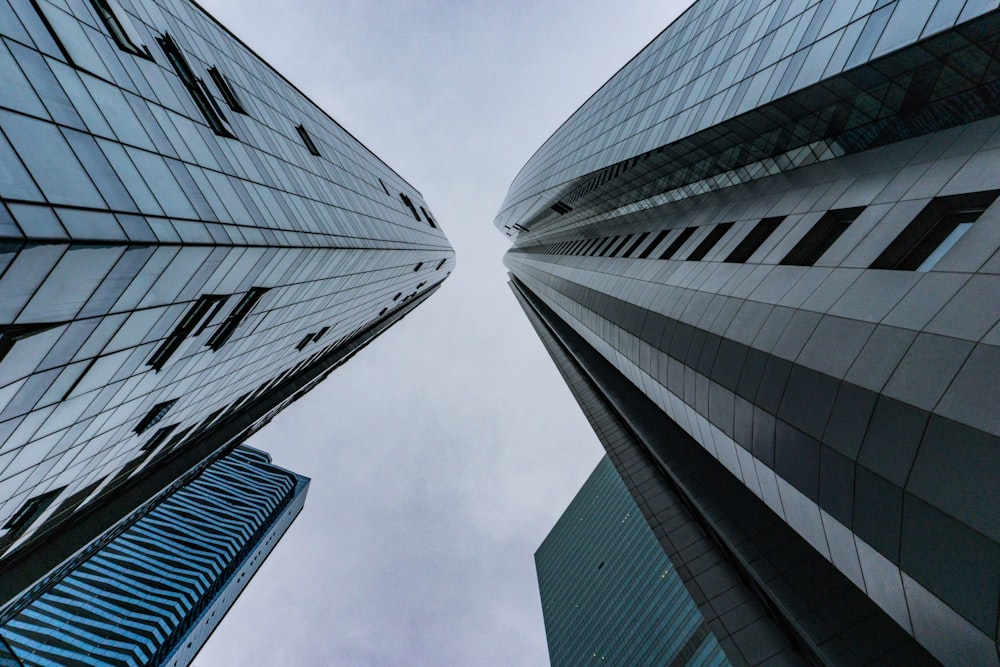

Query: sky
left=193, top=1, right=690, bottom=665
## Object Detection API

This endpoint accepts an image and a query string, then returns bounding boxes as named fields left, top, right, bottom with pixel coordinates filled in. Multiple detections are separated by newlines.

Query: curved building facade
left=498, top=1, right=1000, bottom=664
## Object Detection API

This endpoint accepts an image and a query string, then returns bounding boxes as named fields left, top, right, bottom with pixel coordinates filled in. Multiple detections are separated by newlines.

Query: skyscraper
left=536, top=456, right=729, bottom=667
left=0, top=0, right=453, bottom=631
left=0, top=445, right=308, bottom=666
left=499, top=1, right=999, bottom=664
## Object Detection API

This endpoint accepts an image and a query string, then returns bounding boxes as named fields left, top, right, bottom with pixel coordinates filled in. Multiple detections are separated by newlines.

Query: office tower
left=536, top=455, right=728, bottom=667
left=499, top=2, right=999, bottom=664
left=0, top=445, right=308, bottom=666
left=0, top=0, right=453, bottom=622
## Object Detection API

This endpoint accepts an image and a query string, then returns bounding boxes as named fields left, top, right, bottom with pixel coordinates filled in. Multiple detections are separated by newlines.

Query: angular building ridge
left=0, top=0, right=454, bottom=651
left=500, top=2, right=1000, bottom=664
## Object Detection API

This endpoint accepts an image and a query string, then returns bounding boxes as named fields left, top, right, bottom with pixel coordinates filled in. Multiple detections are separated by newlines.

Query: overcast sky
left=193, top=2, right=689, bottom=665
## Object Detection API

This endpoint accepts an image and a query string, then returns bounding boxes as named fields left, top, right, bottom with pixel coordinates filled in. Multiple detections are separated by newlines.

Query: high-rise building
left=499, top=2, right=1000, bottom=665
left=0, top=445, right=308, bottom=667
left=536, top=455, right=729, bottom=667
left=0, top=0, right=453, bottom=625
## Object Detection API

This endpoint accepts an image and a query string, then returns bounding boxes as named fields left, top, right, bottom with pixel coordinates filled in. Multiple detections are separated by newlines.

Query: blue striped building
left=0, top=446, right=308, bottom=666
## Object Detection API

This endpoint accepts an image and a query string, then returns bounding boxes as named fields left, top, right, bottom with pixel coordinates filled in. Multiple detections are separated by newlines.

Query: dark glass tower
left=536, top=456, right=729, bottom=667
left=0, top=0, right=453, bottom=629
left=499, top=1, right=1000, bottom=664
left=0, top=445, right=308, bottom=666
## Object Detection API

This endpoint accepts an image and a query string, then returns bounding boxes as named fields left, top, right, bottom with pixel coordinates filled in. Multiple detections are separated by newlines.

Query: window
left=781, top=207, right=863, bottom=266
left=134, top=399, right=177, bottom=434
left=159, top=34, right=234, bottom=138
left=295, top=333, right=314, bottom=351
left=140, top=424, right=177, bottom=452
left=206, top=287, right=269, bottom=351
left=3, top=488, right=63, bottom=532
left=725, top=217, right=784, bottom=263
left=599, top=236, right=622, bottom=257
left=550, top=201, right=573, bottom=215
left=296, top=124, right=321, bottom=156
left=378, top=179, right=390, bottom=196
left=399, top=194, right=421, bottom=221
left=870, top=191, right=999, bottom=271
left=393, top=293, right=402, bottom=301
left=414, top=262, right=423, bottom=272
left=314, top=326, right=329, bottom=341
left=379, top=308, right=388, bottom=316
left=0, top=322, right=62, bottom=366
left=89, top=0, right=149, bottom=58
left=608, top=235, right=634, bottom=257
left=686, top=223, right=734, bottom=261
left=208, top=67, right=246, bottom=114
left=436, top=259, right=446, bottom=270
left=420, top=207, right=438, bottom=229
left=659, top=227, right=696, bottom=259
left=639, top=230, right=670, bottom=259
left=148, top=294, right=227, bottom=371
left=622, top=232, right=650, bottom=258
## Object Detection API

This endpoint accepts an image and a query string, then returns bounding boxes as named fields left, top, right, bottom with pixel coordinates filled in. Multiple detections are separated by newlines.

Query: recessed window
left=159, top=34, right=234, bottom=138
left=659, top=227, right=696, bottom=259
left=296, top=124, right=321, bottom=156
left=686, top=223, right=733, bottom=261
left=420, top=207, right=438, bottom=229
left=781, top=207, right=863, bottom=266
left=134, top=399, right=177, bottom=434
left=622, top=232, right=650, bottom=258
left=208, top=66, right=246, bottom=114
left=3, top=488, right=62, bottom=532
left=609, top=235, right=634, bottom=257
left=378, top=179, right=390, bottom=195
left=140, top=424, right=177, bottom=452
left=393, top=293, right=402, bottom=301
left=206, top=287, right=269, bottom=351
left=725, top=216, right=784, bottom=263
left=90, top=0, right=149, bottom=58
left=400, top=194, right=421, bottom=221
left=0, top=322, right=62, bottom=367
left=379, top=308, right=388, bottom=316
left=870, top=191, right=999, bottom=271
left=414, top=262, right=423, bottom=272
left=314, top=326, right=329, bottom=341
left=599, top=236, right=622, bottom=257
left=436, top=259, right=446, bottom=270
left=148, top=294, right=227, bottom=371
left=550, top=201, right=573, bottom=215
left=295, top=333, right=314, bottom=351
left=638, top=230, right=670, bottom=259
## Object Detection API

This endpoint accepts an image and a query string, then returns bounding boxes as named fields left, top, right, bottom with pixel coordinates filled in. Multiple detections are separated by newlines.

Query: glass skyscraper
left=0, top=0, right=453, bottom=653
left=499, top=1, right=999, bottom=664
left=0, top=445, right=308, bottom=666
left=536, top=456, right=728, bottom=667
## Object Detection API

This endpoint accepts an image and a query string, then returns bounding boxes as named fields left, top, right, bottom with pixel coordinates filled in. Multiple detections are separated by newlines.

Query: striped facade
left=0, top=445, right=308, bottom=666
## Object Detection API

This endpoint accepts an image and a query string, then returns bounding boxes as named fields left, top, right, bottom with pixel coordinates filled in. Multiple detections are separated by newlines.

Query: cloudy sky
left=193, top=1, right=689, bottom=665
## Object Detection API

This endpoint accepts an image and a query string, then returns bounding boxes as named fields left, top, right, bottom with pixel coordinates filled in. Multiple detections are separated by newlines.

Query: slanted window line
left=206, top=287, right=269, bottom=352
left=781, top=207, right=863, bottom=266
left=158, top=34, right=234, bottom=138
left=89, top=0, right=151, bottom=59
left=296, top=124, right=321, bottom=156
left=870, top=191, right=999, bottom=271
left=725, top=217, right=784, bottom=263
left=208, top=66, right=246, bottom=114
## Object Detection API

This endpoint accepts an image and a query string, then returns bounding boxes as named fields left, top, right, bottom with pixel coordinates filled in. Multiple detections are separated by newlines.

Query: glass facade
left=0, top=445, right=309, bottom=666
left=536, top=456, right=728, bottom=667
left=0, top=0, right=453, bottom=626
left=499, top=1, right=1000, bottom=665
